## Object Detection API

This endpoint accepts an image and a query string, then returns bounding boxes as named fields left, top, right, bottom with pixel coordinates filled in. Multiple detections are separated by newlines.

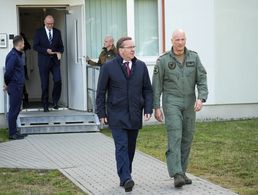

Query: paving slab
left=0, top=133, right=237, bottom=195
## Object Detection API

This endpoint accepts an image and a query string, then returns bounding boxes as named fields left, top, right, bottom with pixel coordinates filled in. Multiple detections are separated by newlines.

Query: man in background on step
left=33, top=15, right=64, bottom=112
left=86, top=36, right=117, bottom=66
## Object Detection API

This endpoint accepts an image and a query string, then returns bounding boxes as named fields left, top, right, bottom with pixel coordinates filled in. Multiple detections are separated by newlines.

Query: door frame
left=16, top=4, right=87, bottom=109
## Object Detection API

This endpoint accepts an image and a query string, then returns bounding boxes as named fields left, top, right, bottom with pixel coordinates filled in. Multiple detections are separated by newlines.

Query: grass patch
left=0, top=128, right=8, bottom=142
left=0, top=168, right=86, bottom=195
left=102, top=118, right=258, bottom=195
left=0, top=130, right=85, bottom=194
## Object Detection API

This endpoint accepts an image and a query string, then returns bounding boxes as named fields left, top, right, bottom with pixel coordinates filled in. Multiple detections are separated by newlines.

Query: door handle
left=78, top=56, right=86, bottom=65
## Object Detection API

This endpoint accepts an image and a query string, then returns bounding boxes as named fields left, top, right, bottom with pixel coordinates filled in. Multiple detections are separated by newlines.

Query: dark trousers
left=111, top=128, right=139, bottom=184
left=38, top=58, right=62, bottom=108
left=7, top=84, right=23, bottom=136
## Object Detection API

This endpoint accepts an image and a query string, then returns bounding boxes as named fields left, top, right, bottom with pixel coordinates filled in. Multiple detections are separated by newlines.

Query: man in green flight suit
left=152, top=29, right=208, bottom=188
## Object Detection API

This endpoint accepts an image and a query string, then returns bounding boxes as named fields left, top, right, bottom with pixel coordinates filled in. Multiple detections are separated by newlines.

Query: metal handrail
left=86, top=65, right=100, bottom=113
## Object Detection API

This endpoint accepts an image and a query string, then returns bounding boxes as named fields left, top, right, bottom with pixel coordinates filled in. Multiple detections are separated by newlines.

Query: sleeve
left=88, top=59, right=98, bottom=66
left=57, top=31, right=64, bottom=53
left=152, top=58, right=164, bottom=109
left=196, top=55, right=208, bottom=100
left=88, top=51, right=103, bottom=66
left=143, top=64, right=153, bottom=114
left=4, top=55, right=16, bottom=85
left=96, top=64, right=109, bottom=119
left=33, top=30, right=48, bottom=55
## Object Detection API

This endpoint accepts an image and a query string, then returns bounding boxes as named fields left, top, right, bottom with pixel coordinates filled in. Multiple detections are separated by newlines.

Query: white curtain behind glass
left=86, top=0, right=127, bottom=58
left=135, top=0, right=159, bottom=56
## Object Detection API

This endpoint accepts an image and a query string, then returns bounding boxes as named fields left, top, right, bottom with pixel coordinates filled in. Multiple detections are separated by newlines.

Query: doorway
left=18, top=6, right=68, bottom=109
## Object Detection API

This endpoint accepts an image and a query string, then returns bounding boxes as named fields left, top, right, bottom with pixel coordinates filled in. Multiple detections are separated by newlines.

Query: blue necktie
left=49, top=30, right=52, bottom=44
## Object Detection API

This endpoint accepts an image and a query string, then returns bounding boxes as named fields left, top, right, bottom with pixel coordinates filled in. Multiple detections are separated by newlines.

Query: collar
left=116, top=55, right=137, bottom=64
left=13, top=48, right=23, bottom=56
left=123, top=60, right=132, bottom=69
left=123, top=59, right=131, bottom=63
left=45, top=26, right=53, bottom=32
left=170, top=47, right=189, bottom=58
left=103, top=45, right=116, bottom=52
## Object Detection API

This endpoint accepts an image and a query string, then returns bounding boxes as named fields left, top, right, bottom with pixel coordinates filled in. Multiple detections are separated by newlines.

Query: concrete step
left=17, top=110, right=100, bottom=134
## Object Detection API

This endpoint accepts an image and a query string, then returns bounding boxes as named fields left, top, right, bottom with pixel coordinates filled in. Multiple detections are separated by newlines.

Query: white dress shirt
left=45, top=26, right=53, bottom=40
left=123, top=60, right=132, bottom=69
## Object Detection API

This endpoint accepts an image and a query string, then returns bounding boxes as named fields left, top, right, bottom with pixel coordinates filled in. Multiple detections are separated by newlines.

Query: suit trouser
left=7, top=83, right=23, bottom=136
left=111, top=128, right=139, bottom=184
left=163, top=96, right=196, bottom=177
left=39, top=58, right=62, bottom=108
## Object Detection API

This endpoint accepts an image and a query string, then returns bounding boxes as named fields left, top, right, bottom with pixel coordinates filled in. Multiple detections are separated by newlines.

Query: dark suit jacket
left=33, top=27, right=64, bottom=66
left=96, top=55, right=153, bottom=130
left=4, top=48, right=25, bottom=86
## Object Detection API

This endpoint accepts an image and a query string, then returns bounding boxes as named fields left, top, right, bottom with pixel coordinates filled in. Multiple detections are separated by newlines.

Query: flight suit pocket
left=167, top=70, right=179, bottom=80
left=185, top=67, right=195, bottom=77
left=185, top=61, right=196, bottom=77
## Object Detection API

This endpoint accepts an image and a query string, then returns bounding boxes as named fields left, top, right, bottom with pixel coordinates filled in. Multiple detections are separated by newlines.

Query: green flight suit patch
left=168, top=62, right=176, bottom=70
left=154, top=65, right=159, bottom=74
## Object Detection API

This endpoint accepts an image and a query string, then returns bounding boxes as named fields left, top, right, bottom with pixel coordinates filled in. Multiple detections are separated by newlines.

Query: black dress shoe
left=9, top=134, right=26, bottom=140
left=124, top=179, right=134, bottom=192
left=53, top=104, right=59, bottom=110
left=183, top=173, right=192, bottom=184
left=44, top=107, right=49, bottom=112
left=174, top=173, right=185, bottom=188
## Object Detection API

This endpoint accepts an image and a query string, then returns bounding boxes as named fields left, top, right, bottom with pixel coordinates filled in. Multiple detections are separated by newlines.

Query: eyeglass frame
left=121, top=46, right=136, bottom=49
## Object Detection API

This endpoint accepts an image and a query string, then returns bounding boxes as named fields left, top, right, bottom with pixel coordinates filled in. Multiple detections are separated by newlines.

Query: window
left=85, top=0, right=159, bottom=58
left=85, top=0, right=127, bottom=58
left=135, top=0, right=159, bottom=56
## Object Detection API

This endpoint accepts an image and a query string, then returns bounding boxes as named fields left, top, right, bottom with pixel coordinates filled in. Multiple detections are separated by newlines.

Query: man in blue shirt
left=4, top=35, right=26, bottom=140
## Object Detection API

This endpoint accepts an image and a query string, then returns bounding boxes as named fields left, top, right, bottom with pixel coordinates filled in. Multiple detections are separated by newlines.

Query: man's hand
left=144, top=114, right=151, bottom=121
left=100, top=117, right=108, bottom=125
left=3, top=84, right=7, bottom=91
left=47, top=49, right=54, bottom=55
left=56, top=52, right=62, bottom=60
left=194, top=99, right=203, bottom=112
left=154, top=108, right=164, bottom=122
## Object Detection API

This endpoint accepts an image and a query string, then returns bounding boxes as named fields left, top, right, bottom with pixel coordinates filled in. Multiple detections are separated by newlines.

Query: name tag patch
left=186, top=61, right=195, bottom=67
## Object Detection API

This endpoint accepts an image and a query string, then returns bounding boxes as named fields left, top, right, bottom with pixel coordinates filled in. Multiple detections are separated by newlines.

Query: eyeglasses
left=122, top=46, right=136, bottom=49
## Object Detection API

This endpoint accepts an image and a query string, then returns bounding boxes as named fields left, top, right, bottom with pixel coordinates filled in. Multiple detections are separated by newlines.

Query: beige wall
left=165, top=0, right=258, bottom=106
left=214, top=0, right=258, bottom=104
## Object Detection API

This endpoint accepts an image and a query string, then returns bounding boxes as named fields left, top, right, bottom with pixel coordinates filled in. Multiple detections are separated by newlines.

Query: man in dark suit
left=33, top=15, right=64, bottom=112
left=4, top=35, right=26, bottom=140
left=96, top=37, right=153, bottom=192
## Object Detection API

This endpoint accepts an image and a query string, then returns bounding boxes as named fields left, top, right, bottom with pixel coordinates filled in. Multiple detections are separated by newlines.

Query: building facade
left=0, top=0, right=258, bottom=126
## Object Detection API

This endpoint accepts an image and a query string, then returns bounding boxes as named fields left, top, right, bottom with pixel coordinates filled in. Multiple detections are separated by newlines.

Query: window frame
left=85, top=0, right=163, bottom=62
left=126, top=0, right=163, bottom=61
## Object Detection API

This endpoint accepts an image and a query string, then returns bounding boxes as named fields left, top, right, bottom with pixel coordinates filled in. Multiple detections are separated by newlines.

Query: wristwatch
left=201, top=99, right=206, bottom=103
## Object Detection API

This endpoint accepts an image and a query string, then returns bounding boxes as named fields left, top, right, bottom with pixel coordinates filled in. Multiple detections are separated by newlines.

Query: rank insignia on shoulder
left=168, top=62, right=176, bottom=70
left=154, top=65, right=159, bottom=74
